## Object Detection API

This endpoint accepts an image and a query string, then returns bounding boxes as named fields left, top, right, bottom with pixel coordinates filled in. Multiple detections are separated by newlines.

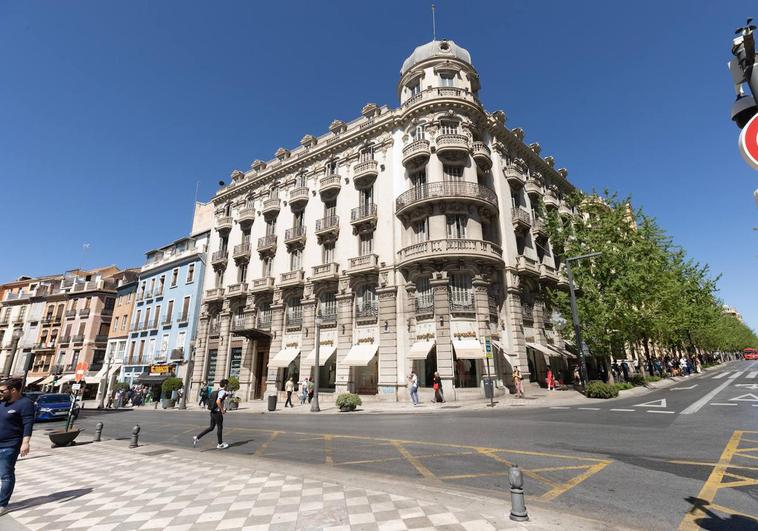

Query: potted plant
left=335, top=392, right=362, bottom=412
left=161, top=377, right=183, bottom=409
left=225, top=377, right=241, bottom=410
left=227, top=396, right=241, bottom=410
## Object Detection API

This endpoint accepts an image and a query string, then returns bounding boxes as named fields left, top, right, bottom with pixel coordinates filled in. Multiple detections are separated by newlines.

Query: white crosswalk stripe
left=747, top=371, right=758, bottom=379
left=729, top=371, right=744, bottom=379
left=713, top=372, right=730, bottom=379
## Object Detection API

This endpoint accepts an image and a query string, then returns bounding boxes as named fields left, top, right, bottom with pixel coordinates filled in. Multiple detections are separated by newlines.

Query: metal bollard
left=509, top=465, right=529, bottom=522
left=94, top=422, right=103, bottom=442
left=129, top=425, right=141, bottom=448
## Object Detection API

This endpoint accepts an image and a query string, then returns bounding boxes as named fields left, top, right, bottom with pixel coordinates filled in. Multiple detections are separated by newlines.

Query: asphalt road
left=40, top=360, right=758, bottom=530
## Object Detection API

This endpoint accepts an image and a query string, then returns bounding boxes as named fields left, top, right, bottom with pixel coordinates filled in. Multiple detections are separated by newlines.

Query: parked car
left=23, top=391, right=43, bottom=403
left=34, top=393, right=80, bottom=422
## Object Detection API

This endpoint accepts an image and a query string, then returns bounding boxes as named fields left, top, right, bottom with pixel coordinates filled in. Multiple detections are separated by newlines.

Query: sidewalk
left=5, top=436, right=631, bottom=530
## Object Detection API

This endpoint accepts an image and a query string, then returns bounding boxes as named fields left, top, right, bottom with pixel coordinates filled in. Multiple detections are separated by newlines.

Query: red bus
left=744, top=348, right=758, bottom=360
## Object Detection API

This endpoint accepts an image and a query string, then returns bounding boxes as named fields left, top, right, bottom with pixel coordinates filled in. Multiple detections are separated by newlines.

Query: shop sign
left=149, top=364, right=172, bottom=375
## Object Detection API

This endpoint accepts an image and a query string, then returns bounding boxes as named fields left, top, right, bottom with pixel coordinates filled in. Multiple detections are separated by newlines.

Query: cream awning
left=54, top=374, right=77, bottom=385
left=491, top=340, right=516, bottom=357
left=303, top=346, right=337, bottom=366
left=25, top=376, right=45, bottom=386
left=342, top=343, right=379, bottom=367
left=407, top=340, right=435, bottom=360
left=92, top=362, right=123, bottom=382
left=268, top=348, right=301, bottom=368
left=39, top=375, right=57, bottom=385
left=453, top=339, right=485, bottom=359
left=546, top=344, right=576, bottom=359
left=526, top=342, right=560, bottom=362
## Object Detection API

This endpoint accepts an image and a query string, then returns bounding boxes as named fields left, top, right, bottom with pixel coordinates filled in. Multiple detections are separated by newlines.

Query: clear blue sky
left=1, top=1, right=756, bottom=330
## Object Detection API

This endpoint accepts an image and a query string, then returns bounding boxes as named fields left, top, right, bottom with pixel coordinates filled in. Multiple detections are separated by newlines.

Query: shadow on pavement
left=685, top=496, right=758, bottom=531
left=228, top=439, right=255, bottom=448
left=9, top=488, right=93, bottom=512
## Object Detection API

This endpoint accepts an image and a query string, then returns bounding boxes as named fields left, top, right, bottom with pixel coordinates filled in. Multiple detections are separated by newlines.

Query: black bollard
left=129, top=425, right=141, bottom=448
left=509, top=465, right=529, bottom=522
left=94, top=422, right=103, bottom=442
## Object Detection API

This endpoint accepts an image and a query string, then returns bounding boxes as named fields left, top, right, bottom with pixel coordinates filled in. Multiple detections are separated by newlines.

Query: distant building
left=723, top=305, right=744, bottom=323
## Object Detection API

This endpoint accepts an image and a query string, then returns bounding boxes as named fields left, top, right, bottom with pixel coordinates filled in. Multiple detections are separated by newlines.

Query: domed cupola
left=398, top=39, right=480, bottom=104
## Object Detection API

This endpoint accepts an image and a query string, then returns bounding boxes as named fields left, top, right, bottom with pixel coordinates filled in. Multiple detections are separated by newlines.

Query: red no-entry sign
left=739, top=112, right=758, bottom=170
left=74, top=361, right=89, bottom=383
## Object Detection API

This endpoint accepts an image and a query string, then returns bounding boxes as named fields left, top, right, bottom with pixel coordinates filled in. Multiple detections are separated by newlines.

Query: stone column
left=265, top=294, right=285, bottom=396
left=404, top=282, right=417, bottom=388
left=430, top=272, right=455, bottom=401
left=335, top=289, right=354, bottom=394
left=505, top=271, right=528, bottom=381
left=238, top=337, right=254, bottom=400
left=473, top=275, right=492, bottom=385
left=299, top=290, right=316, bottom=379
left=377, top=285, right=398, bottom=400
left=191, top=313, right=209, bottom=396
left=216, top=301, right=232, bottom=379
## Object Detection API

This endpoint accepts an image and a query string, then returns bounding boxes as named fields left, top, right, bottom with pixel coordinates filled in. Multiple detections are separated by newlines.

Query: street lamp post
left=311, top=317, right=322, bottom=412
left=96, top=349, right=114, bottom=409
left=178, top=340, right=195, bottom=410
left=565, top=251, right=601, bottom=388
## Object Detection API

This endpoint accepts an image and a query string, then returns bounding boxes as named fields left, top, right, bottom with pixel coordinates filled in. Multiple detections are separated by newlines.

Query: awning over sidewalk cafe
left=268, top=348, right=301, bottom=368
left=452, top=339, right=485, bottom=359
left=407, top=340, right=435, bottom=360
left=342, top=343, right=379, bottom=367
left=302, top=346, right=336, bottom=366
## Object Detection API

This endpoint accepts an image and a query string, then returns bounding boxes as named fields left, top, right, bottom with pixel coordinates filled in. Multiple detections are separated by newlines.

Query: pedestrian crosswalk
left=712, top=370, right=756, bottom=379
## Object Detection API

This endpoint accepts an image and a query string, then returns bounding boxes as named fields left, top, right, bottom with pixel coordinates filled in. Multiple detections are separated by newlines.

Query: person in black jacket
left=0, top=378, right=34, bottom=514
left=432, top=372, right=445, bottom=403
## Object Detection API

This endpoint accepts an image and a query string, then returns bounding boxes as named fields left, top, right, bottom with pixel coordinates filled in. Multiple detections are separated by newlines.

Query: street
left=21, top=360, right=755, bottom=530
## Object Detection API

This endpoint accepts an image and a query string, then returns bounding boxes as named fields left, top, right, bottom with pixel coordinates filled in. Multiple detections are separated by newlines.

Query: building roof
left=401, top=39, right=473, bottom=75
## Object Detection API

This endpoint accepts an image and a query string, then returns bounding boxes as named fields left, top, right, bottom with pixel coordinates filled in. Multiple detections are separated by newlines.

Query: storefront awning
left=39, top=375, right=56, bottom=385
left=25, top=377, right=45, bottom=387
left=54, top=374, right=77, bottom=385
left=407, top=340, right=435, bottom=360
left=268, top=348, right=301, bottom=368
left=342, top=343, right=379, bottom=367
left=453, top=339, right=485, bottom=359
left=492, top=340, right=516, bottom=357
left=546, top=344, right=576, bottom=359
left=526, top=342, right=561, bottom=362
left=92, top=362, right=123, bottom=382
left=136, top=373, right=171, bottom=385
left=303, top=346, right=336, bottom=367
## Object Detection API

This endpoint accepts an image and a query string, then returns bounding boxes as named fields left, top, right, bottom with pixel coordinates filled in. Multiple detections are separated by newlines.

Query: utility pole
left=310, top=317, right=322, bottom=412
left=565, top=252, right=601, bottom=388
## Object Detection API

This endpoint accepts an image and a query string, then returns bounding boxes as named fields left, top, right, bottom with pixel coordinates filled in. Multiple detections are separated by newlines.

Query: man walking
left=0, top=378, right=34, bottom=515
left=408, top=371, right=419, bottom=405
left=284, top=377, right=295, bottom=408
left=193, top=379, right=229, bottom=450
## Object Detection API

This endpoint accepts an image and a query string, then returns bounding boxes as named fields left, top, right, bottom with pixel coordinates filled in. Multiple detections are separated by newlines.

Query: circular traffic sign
left=739, top=112, right=758, bottom=171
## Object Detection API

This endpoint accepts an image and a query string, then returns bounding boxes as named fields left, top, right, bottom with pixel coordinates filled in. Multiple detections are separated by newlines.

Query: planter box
left=49, top=429, right=82, bottom=448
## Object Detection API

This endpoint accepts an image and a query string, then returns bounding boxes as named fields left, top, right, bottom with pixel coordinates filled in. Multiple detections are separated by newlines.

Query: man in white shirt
left=193, top=379, right=229, bottom=449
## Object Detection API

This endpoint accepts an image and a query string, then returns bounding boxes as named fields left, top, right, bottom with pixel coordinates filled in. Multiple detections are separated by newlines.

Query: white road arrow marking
left=634, top=398, right=667, bottom=408
left=672, top=385, right=698, bottom=390
left=729, top=393, right=758, bottom=402
left=681, top=379, right=733, bottom=415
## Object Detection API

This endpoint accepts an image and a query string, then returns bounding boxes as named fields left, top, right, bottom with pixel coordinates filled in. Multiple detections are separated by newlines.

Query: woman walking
left=432, top=372, right=444, bottom=403
left=513, top=366, right=524, bottom=398
left=284, top=377, right=295, bottom=408
left=408, top=371, right=419, bottom=405
left=546, top=368, right=555, bottom=391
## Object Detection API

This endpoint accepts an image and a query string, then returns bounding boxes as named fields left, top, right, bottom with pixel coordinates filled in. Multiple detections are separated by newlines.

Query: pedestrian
left=432, top=371, right=444, bottom=403
left=0, top=378, right=34, bottom=515
left=546, top=368, right=555, bottom=391
left=299, top=377, right=308, bottom=405
left=198, top=383, right=208, bottom=408
left=408, top=371, right=419, bottom=405
left=621, top=360, right=630, bottom=382
left=106, top=389, right=114, bottom=409
left=513, top=367, right=524, bottom=398
left=573, top=366, right=581, bottom=385
left=307, top=378, right=315, bottom=403
left=193, top=379, right=230, bottom=450
left=284, top=377, right=295, bottom=408
left=611, top=360, right=620, bottom=382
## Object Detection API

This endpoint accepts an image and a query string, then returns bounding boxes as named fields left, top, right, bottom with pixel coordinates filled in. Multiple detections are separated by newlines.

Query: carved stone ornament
left=361, top=103, right=379, bottom=118
left=329, top=119, right=347, bottom=134
left=529, top=142, right=541, bottom=155
left=558, top=167, right=569, bottom=178
left=230, top=169, right=245, bottom=182
left=491, top=110, right=506, bottom=127
left=251, top=159, right=267, bottom=172
left=544, top=155, right=555, bottom=168
left=300, top=134, right=317, bottom=148
left=512, top=127, right=525, bottom=140
left=275, top=147, right=291, bottom=161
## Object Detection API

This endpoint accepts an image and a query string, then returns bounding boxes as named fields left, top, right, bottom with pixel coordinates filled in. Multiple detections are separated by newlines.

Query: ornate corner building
left=193, top=40, right=578, bottom=402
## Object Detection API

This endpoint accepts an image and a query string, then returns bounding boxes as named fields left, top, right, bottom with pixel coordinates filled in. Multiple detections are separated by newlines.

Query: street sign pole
left=484, top=336, right=495, bottom=407
left=311, top=317, right=322, bottom=412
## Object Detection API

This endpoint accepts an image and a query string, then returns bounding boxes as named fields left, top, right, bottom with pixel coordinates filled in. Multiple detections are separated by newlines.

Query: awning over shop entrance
left=302, top=346, right=336, bottom=367
left=452, top=339, right=485, bottom=359
left=54, top=374, right=77, bottom=385
left=39, top=375, right=56, bottom=386
left=407, top=340, right=435, bottom=360
left=342, top=343, right=379, bottom=367
left=92, top=362, right=123, bottom=383
left=25, top=376, right=45, bottom=387
left=526, top=342, right=560, bottom=362
left=136, top=373, right=171, bottom=385
left=268, top=348, right=301, bottom=368
left=546, top=344, right=576, bottom=359
left=491, top=340, right=516, bottom=357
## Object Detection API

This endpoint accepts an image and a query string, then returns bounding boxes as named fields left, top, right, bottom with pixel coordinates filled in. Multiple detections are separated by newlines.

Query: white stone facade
left=193, top=40, right=578, bottom=402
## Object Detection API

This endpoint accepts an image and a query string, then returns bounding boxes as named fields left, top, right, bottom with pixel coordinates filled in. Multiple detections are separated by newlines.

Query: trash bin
left=483, top=378, right=494, bottom=399
left=267, top=394, right=277, bottom=411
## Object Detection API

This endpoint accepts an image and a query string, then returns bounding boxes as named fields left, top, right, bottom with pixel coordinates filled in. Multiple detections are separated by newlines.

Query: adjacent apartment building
left=191, top=39, right=578, bottom=402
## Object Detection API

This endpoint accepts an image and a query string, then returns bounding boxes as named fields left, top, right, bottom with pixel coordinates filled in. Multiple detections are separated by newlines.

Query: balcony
left=347, top=254, right=380, bottom=275
left=162, top=315, right=172, bottom=327
left=215, top=216, right=232, bottom=234
left=559, top=203, right=573, bottom=217
left=286, top=309, right=303, bottom=328
left=230, top=313, right=256, bottom=333
left=319, top=174, right=342, bottom=198
left=211, top=250, right=228, bottom=268
left=516, top=256, right=540, bottom=278
left=249, top=277, right=275, bottom=293
left=280, top=269, right=305, bottom=288
left=511, top=208, right=532, bottom=232
left=355, top=300, right=378, bottom=322
left=532, top=217, right=549, bottom=239
left=311, top=262, right=340, bottom=283
left=204, top=287, right=225, bottom=303
left=544, top=190, right=559, bottom=209
left=472, top=142, right=492, bottom=170
left=395, top=182, right=497, bottom=220
left=262, top=198, right=281, bottom=217
left=257, top=311, right=272, bottom=330
left=153, top=286, right=164, bottom=298
left=257, top=235, right=277, bottom=254
left=59, top=336, right=71, bottom=345
left=352, top=159, right=379, bottom=188
left=539, top=263, right=559, bottom=285
left=504, top=166, right=526, bottom=187
left=401, top=87, right=481, bottom=112
left=397, top=239, right=504, bottom=269
left=557, top=269, right=570, bottom=291
left=350, top=203, right=377, bottom=231
left=144, top=288, right=154, bottom=301
left=402, top=139, right=431, bottom=168
left=78, top=308, right=90, bottom=318
left=318, top=309, right=337, bottom=325
left=226, top=283, right=248, bottom=298
left=435, top=133, right=469, bottom=159
left=289, top=186, right=309, bottom=209
left=284, top=226, right=307, bottom=246
left=525, top=178, right=543, bottom=196
left=42, top=316, right=54, bottom=325
left=238, top=206, right=255, bottom=227
left=0, top=317, right=8, bottom=326
left=448, top=296, right=475, bottom=314
left=415, top=298, right=434, bottom=317
left=233, top=241, right=252, bottom=262
left=315, top=215, right=339, bottom=242
left=72, top=335, right=85, bottom=344
left=95, top=334, right=110, bottom=343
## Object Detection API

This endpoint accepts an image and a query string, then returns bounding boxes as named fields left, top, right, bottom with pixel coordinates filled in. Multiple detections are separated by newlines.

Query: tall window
left=176, top=331, right=186, bottom=350
left=446, top=214, right=468, bottom=239
left=355, top=284, right=377, bottom=314
left=413, top=218, right=429, bottom=243
left=170, top=269, right=179, bottom=287
left=148, top=338, right=156, bottom=361
left=360, top=186, right=374, bottom=207
left=128, top=341, right=136, bottom=364
left=443, top=165, right=464, bottom=181
left=326, top=159, right=339, bottom=175
left=143, top=307, right=151, bottom=328
left=295, top=173, right=307, bottom=188
left=412, top=124, right=426, bottom=140
left=359, top=145, right=374, bottom=162
left=448, top=273, right=473, bottom=308
left=137, top=341, right=145, bottom=364
left=294, top=210, right=304, bottom=229
left=181, top=297, right=190, bottom=321
left=135, top=310, right=141, bottom=328
left=440, top=72, right=455, bottom=87
left=265, top=219, right=276, bottom=236
left=290, top=248, right=302, bottom=271
left=322, top=243, right=335, bottom=264
left=161, top=334, right=169, bottom=354
left=287, top=297, right=302, bottom=326
left=359, top=233, right=374, bottom=256
left=215, top=269, right=223, bottom=288
left=238, top=263, right=248, bottom=283
left=319, top=291, right=337, bottom=319
left=262, top=256, right=272, bottom=277
left=416, top=276, right=434, bottom=309
left=186, top=264, right=195, bottom=283
left=410, top=169, right=427, bottom=187
left=165, top=300, right=174, bottom=323
left=441, top=121, right=459, bottom=135
left=408, top=81, right=421, bottom=96
left=324, top=199, right=337, bottom=220
left=154, top=305, right=161, bottom=326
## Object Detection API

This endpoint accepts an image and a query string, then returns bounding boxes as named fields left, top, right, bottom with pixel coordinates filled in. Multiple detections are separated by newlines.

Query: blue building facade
left=120, top=231, right=209, bottom=386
